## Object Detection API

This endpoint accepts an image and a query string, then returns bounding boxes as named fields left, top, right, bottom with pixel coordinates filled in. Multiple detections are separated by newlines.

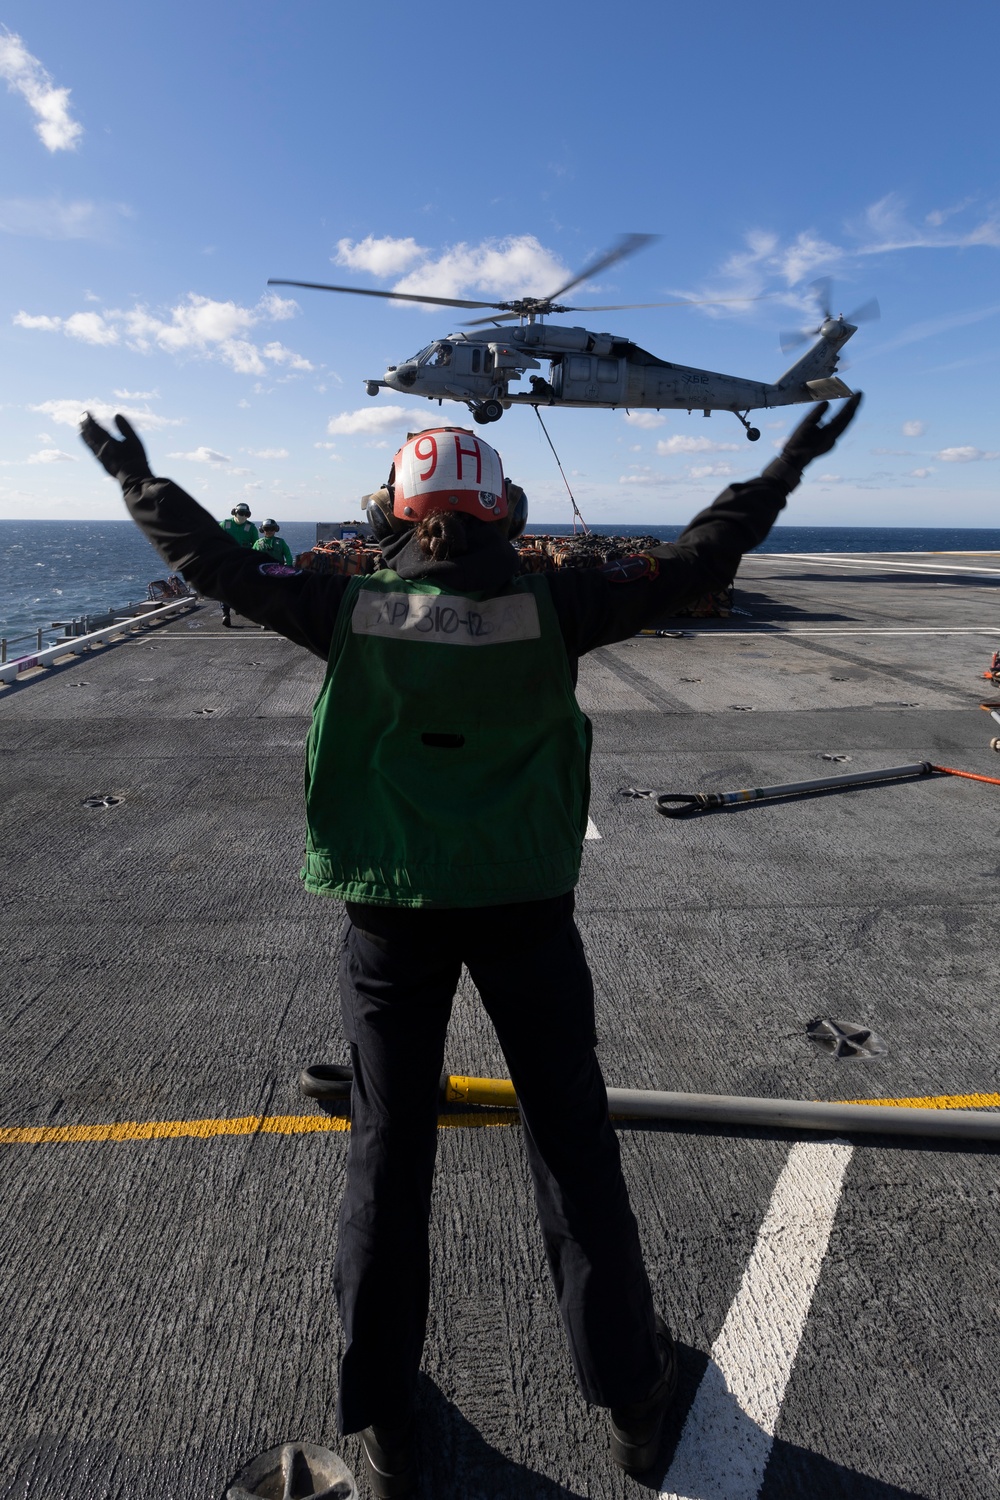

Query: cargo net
left=296, top=533, right=733, bottom=618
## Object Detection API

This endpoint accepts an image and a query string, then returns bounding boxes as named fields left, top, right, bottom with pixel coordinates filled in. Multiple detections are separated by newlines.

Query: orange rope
left=931, top=764, right=1000, bottom=786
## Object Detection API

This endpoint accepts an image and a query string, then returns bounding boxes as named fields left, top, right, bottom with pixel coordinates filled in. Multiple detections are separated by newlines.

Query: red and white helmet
left=390, top=428, right=507, bottom=524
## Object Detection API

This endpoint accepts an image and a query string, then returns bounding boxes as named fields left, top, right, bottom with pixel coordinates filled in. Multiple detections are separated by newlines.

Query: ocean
left=3, top=518, right=1000, bottom=647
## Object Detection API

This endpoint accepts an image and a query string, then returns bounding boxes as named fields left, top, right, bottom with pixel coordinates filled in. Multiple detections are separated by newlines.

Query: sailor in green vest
left=79, top=397, right=862, bottom=1498
left=253, top=518, right=294, bottom=567
left=219, top=504, right=258, bottom=625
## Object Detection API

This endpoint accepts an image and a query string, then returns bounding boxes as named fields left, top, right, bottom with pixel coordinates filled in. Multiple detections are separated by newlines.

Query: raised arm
left=79, top=413, right=349, bottom=658
left=548, top=393, right=863, bottom=657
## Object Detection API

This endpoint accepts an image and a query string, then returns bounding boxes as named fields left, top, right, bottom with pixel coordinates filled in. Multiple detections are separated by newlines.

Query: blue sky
left=1, top=0, right=998, bottom=528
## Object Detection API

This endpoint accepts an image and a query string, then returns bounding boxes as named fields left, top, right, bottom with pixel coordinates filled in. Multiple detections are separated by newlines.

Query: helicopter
left=269, top=236, right=877, bottom=441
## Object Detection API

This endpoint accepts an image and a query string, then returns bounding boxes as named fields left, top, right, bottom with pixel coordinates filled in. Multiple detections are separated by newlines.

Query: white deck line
left=761, top=553, right=1000, bottom=577
left=660, top=1139, right=853, bottom=1500
left=584, top=817, right=602, bottom=840
left=668, top=627, right=1000, bottom=637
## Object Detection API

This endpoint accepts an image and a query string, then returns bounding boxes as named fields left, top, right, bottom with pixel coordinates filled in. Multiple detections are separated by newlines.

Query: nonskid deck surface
left=1, top=554, right=998, bottom=1500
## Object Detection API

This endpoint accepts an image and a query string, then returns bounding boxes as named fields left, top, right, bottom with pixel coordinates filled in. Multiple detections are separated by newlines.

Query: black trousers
left=333, top=893, right=662, bottom=1435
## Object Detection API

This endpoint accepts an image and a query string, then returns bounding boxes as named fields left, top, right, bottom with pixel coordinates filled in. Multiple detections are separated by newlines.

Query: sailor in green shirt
left=219, top=504, right=258, bottom=623
left=221, top=503, right=258, bottom=547
left=253, top=519, right=294, bottom=568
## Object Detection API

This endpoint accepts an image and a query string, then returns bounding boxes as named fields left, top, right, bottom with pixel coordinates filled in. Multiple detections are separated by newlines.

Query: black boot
left=608, top=1316, right=678, bottom=1474
left=359, top=1419, right=416, bottom=1498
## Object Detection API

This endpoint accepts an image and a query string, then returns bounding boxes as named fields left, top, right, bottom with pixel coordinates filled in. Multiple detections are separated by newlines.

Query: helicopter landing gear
left=734, top=411, right=761, bottom=441
left=472, top=399, right=504, bottom=424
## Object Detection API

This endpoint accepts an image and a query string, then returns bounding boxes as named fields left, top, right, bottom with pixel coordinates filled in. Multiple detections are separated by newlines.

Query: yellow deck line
left=1, top=1093, right=997, bottom=1148
left=835, top=1091, right=1000, bottom=1110
left=0, top=1109, right=522, bottom=1146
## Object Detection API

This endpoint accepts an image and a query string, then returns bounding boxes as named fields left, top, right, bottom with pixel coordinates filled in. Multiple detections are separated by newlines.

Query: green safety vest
left=223, top=518, right=259, bottom=546
left=301, top=570, right=592, bottom=907
left=254, top=535, right=293, bottom=565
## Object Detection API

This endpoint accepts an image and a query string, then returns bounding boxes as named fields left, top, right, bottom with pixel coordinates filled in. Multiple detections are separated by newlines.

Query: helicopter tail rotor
left=780, top=279, right=880, bottom=352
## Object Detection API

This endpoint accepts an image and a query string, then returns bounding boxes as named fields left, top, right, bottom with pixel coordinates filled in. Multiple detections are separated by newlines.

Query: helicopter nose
left=393, top=363, right=417, bottom=388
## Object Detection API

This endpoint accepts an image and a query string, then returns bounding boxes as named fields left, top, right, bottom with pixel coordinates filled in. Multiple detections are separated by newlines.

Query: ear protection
left=363, top=473, right=399, bottom=543
left=502, top=480, right=528, bottom=541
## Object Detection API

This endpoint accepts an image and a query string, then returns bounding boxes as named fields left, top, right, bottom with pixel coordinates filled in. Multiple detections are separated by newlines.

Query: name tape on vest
left=352, top=590, right=540, bottom=646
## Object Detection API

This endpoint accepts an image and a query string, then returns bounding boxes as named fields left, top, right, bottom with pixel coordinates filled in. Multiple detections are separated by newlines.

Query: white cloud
left=31, top=397, right=183, bottom=431
left=925, top=198, right=974, bottom=228
left=909, top=468, right=934, bottom=478
left=113, top=387, right=158, bottom=400
left=391, top=235, right=570, bottom=303
left=327, top=405, right=425, bottom=436
left=13, top=312, right=61, bottom=331
left=66, top=311, right=119, bottom=345
left=676, top=194, right=1000, bottom=319
left=617, top=467, right=683, bottom=487
left=656, top=435, right=739, bottom=455
left=902, top=420, right=926, bottom=437
left=15, top=291, right=310, bottom=375
left=245, top=447, right=289, bottom=459
left=335, top=235, right=428, bottom=276
left=775, top=231, right=844, bottom=285
left=167, top=446, right=231, bottom=464
left=14, top=308, right=118, bottom=344
left=27, top=448, right=76, bottom=464
left=260, top=341, right=314, bottom=371
left=935, top=446, right=1000, bottom=463
left=814, top=473, right=843, bottom=483
left=623, top=411, right=666, bottom=429
left=0, top=198, right=128, bottom=240
left=0, top=29, right=82, bottom=151
left=689, top=462, right=735, bottom=478
left=863, top=302, right=1000, bottom=361
left=857, top=193, right=1000, bottom=254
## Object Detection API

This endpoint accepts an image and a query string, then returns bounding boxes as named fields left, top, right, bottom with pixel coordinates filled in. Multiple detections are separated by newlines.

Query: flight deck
left=2, top=551, right=999, bottom=1500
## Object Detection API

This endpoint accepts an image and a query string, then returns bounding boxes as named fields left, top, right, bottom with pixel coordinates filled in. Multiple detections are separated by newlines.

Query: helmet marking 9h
left=396, top=428, right=506, bottom=522
left=365, top=427, right=529, bottom=543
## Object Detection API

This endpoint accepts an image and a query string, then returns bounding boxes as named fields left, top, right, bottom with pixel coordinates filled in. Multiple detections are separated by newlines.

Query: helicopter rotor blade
left=266, top=278, right=500, bottom=311
left=560, top=294, right=775, bottom=312
left=779, top=327, right=818, bottom=354
left=461, top=293, right=775, bottom=327
left=810, top=276, right=834, bottom=320
left=461, top=312, right=524, bottom=327
left=542, top=233, right=660, bottom=305
left=846, top=296, right=880, bottom=326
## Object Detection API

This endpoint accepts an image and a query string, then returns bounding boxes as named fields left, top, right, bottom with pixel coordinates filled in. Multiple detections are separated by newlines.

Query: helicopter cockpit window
left=428, top=343, right=453, bottom=368
left=409, top=345, right=437, bottom=364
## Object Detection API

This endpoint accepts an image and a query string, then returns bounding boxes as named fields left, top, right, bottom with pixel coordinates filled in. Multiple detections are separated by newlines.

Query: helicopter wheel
left=481, top=399, right=504, bottom=423
left=746, top=426, right=761, bottom=442
left=472, top=406, right=491, bottom=424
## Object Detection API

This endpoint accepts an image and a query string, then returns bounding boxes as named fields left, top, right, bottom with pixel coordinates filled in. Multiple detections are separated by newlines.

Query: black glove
left=763, top=390, right=863, bottom=492
left=79, top=412, right=154, bottom=486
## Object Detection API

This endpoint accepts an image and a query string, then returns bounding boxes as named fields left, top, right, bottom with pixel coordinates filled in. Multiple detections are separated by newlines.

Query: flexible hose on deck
left=301, top=1068, right=1000, bottom=1143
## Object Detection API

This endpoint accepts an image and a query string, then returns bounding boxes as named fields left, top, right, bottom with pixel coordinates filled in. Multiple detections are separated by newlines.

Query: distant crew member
left=254, top=519, right=294, bottom=568
left=80, top=396, right=862, bottom=1498
left=529, top=374, right=555, bottom=403
left=219, top=504, right=258, bottom=625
